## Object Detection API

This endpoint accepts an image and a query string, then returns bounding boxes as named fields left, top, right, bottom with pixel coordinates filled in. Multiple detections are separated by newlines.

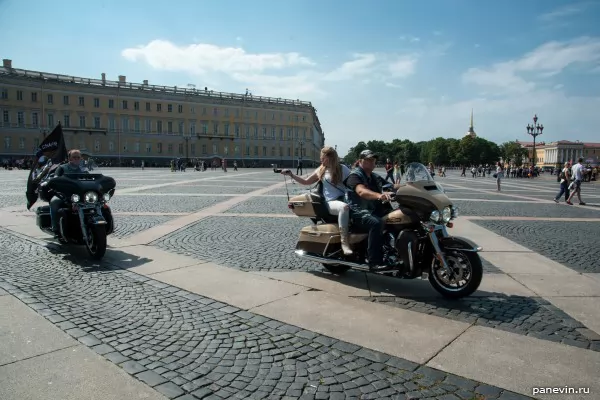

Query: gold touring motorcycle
left=287, top=162, right=483, bottom=299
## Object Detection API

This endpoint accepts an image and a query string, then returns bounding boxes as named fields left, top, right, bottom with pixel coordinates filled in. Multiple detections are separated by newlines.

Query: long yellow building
left=0, top=58, right=325, bottom=167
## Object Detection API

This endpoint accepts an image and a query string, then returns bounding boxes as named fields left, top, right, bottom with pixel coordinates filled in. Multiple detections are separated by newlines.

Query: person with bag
left=281, top=146, right=353, bottom=255
left=493, top=162, right=504, bottom=191
left=554, top=162, right=571, bottom=203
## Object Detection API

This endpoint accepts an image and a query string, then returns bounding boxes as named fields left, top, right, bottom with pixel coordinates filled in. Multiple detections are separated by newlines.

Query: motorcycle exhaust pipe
left=294, top=250, right=371, bottom=271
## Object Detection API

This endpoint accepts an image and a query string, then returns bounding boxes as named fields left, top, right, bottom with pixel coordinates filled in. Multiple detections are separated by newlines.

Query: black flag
left=25, top=123, right=68, bottom=210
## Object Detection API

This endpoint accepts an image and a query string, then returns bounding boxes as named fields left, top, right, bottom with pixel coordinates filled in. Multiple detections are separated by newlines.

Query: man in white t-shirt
left=566, top=157, right=586, bottom=205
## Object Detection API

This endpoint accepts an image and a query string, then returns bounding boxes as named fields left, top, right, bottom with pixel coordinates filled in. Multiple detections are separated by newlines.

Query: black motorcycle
left=36, top=170, right=116, bottom=260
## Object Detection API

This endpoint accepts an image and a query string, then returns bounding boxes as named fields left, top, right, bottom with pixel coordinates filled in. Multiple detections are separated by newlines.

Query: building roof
left=0, top=62, right=314, bottom=109
left=516, top=139, right=599, bottom=148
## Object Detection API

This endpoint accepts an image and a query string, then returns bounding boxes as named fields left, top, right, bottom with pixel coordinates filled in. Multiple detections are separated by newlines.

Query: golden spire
left=470, top=108, right=474, bottom=129
left=465, top=108, right=477, bottom=138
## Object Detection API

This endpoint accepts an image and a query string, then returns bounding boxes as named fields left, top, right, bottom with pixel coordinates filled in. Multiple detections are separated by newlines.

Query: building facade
left=516, top=140, right=600, bottom=168
left=0, top=59, right=325, bottom=167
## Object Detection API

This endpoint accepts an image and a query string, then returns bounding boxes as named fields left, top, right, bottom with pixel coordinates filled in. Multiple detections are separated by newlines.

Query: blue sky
left=1, top=0, right=599, bottom=155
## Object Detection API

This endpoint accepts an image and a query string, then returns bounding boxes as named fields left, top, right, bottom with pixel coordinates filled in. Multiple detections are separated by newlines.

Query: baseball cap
left=359, top=150, right=378, bottom=159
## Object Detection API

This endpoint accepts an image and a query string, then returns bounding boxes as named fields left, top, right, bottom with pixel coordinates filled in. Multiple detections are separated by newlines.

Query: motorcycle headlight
left=430, top=210, right=441, bottom=223
left=452, top=206, right=459, bottom=218
left=442, top=206, right=452, bottom=223
left=103, top=193, right=111, bottom=201
left=84, top=191, right=99, bottom=203
left=71, top=194, right=80, bottom=203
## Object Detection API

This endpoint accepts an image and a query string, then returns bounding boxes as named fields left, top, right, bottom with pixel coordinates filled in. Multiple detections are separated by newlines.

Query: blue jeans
left=50, top=196, right=63, bottom=232
left=554, top=182, right=570, bottom=202
left=350, top=211, right=384, bottom=264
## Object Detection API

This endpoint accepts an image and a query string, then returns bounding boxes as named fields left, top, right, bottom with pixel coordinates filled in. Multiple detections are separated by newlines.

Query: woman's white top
left=320, top=164, right=351, bottom=201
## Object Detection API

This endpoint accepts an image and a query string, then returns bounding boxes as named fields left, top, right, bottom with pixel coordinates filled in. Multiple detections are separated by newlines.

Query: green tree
left=499, top=141, right=528, bottom=166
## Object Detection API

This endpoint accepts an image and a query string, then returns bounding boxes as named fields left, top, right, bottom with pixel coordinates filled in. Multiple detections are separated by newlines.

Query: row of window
left=2, top=136, right=308, bottom=157
left=0, top=88, right=309, bottom=122
left=1, top=110, right=312, bottom=140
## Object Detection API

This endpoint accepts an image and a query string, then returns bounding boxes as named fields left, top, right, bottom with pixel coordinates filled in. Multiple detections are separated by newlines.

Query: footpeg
left=421, top=272, right=429, bottom=280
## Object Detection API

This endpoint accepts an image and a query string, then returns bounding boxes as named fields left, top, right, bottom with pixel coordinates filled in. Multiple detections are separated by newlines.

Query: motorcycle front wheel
left=86, top=225, right=107, bottom=260
left=429, top=249, right=482, bottom=299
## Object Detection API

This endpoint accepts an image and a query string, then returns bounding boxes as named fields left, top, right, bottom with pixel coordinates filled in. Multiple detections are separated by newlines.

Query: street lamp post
left=298, top=140, right=304, bottom=167
left=183, top=132, right=191, bottom=164
left=526, top=114, right=544, bottom=167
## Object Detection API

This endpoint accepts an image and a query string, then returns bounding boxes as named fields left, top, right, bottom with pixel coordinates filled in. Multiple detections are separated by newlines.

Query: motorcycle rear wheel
left=86, top=226, right=107, bottom=260
left=429, top=250, right=482, bottom=299
left=322, top=264, right=350, bottom=274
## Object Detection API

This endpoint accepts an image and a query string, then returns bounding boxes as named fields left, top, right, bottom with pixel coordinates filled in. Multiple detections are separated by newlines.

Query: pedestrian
left=393, top=161, right=401, bottom=184
left=494, top=162, right=504, bottom=191
left=554, top=162, right=571, bottom=203
left=566, top=158, right=586, bottom=205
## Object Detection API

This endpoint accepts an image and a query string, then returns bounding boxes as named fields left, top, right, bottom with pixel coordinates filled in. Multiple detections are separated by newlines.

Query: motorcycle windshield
left=404, top=163, right=435, bottom=183
left=48, top=174, right=116, bottom=196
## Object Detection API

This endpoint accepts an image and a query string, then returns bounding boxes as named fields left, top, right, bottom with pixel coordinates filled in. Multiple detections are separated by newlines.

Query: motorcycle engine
left=382, top=232, right=401, bottom=267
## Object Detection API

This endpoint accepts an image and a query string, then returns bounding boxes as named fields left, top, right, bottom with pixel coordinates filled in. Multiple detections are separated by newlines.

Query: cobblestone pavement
left=112, top=215, right=177, bottom=239
left=0, top=194, right=26, bottom=208
left=363, top=296, right=600, bottom=352
left=472, top=220, right=600, bottom=273
left=224, top=197, right=293, bottom=215
left=154, top=216, right=321, bottom=271
left=0, top=228, right=531, bottom=400
left=451, top=201, right=594, bottom=218
left=445, top=193, right=532, bottom=201
left=154, top=215, right=504, bottom=274
left=109, top=196, right=225, bottom=213
left=136, top=185, right=260, bottom=195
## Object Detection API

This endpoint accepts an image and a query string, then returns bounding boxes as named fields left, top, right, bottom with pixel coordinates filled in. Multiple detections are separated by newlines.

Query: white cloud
left=122, top=39, right=315, bottom=75
left=538, top=2, right=590, bottom=22
left=399, top=35, right=420, bottom=42
left=229, top=71, right=324, bottom=99
left=389, top=56, right=416, bottom=78
left=322, top=53, right=417, bottom=82
left=385, top=82, right=402, bottom=89
left=122, top=40, right=418, bottom=99
left=322, top=53, right=377, bottom=81
left=462, top=37, right=600, bottom=93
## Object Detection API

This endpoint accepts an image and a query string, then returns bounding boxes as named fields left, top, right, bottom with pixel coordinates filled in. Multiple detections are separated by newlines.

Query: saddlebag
left=288, top=181, right=332, bottom=219
left=36, top=206, right=51, bottom=229
left=296, top=224, right=341, bottom=255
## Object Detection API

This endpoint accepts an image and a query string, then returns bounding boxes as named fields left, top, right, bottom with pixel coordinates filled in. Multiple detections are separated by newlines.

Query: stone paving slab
left=473, top=220, right=600, bottom=273
left=0, top=345, right=168, bottom=400
left=428, top=326, right=600, bottom=400
left=0, top=295, right=77, bottom=366
left=0, top=228, right=531, bottom=400
left=363, top=294, right=600, bottom=351
left=150, top=262, right=309, bottom=310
